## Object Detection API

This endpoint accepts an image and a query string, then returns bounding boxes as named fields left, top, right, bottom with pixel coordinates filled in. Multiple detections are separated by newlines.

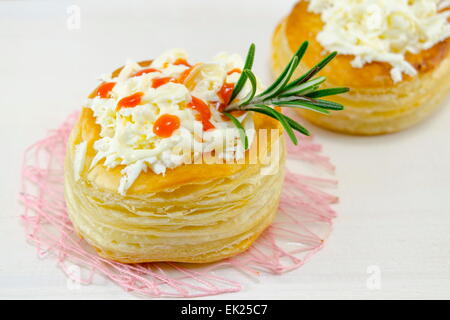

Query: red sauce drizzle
left=116, top=92, right=143, bottom=111
left=176, top=63, right=201, bottom=84
left=188, top=96, right=215, bottom=131
left=227, top=68, right=241, bottom=75
left=217, top=82, right=235, bottom=112
left=151, top=62, right=196, bottom=88
left=177, top=67, right=193, bottom=84
left=95, top=82, right=116, bottom=98
left=132, top=68, right=160, bottom=77
left=153, top=114, right=180, bottom=138
left=216, top=82, right=246, bottom=119
left=173, top=58, right=191, bottom=68
left=152, top=77, right=175, bottom=88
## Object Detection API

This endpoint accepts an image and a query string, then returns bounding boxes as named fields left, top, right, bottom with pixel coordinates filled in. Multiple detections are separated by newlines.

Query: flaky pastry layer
left=65, top=89, right=285, bottom=263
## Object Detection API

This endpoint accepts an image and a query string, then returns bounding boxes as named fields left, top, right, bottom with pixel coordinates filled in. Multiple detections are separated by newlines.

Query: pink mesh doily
left=20, top=112, right=338, bottom=298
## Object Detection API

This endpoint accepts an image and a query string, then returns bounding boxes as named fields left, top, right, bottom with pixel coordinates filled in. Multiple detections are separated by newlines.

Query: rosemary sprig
left=222, top=112, right=249, bottom=150
left=228, top=44, right=255, bottom=104
left=224, top=42, right=349, bottom=147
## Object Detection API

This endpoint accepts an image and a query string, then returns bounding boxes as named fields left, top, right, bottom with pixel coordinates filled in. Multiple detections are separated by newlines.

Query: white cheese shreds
left=307, top=0, right=450, bottom=82
left=85, top=49, right=258, bottom=195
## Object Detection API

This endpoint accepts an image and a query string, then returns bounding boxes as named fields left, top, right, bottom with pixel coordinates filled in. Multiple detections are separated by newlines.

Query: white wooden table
left=1, top=0, right=449, bottom=299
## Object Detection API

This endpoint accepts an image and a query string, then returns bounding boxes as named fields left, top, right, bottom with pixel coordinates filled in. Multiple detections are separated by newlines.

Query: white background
left=1, top=0, right=449, bottom=299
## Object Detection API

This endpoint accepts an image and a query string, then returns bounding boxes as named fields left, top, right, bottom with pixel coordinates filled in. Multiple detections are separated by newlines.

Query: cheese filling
left=83, top=49, right=259, bottom=195
left=307, top=0, right=450, bottom=82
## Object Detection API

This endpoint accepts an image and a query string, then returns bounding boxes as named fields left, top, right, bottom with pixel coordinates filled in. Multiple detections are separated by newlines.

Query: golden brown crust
left=285, top=0, right=450, bottom=89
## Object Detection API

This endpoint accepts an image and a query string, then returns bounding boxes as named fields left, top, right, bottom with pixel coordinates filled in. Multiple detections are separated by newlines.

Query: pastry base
left=65, top=118, right=286, bottom=264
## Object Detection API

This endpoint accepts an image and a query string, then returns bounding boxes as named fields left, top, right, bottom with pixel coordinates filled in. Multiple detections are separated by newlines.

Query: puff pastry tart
left=65, top=49, right=286, bottom=263
left=272, top=0, right=450, bottom=135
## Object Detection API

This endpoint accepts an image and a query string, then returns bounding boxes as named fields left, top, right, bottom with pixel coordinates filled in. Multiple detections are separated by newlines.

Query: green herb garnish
left=223, top=42, right=349, bottom=147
